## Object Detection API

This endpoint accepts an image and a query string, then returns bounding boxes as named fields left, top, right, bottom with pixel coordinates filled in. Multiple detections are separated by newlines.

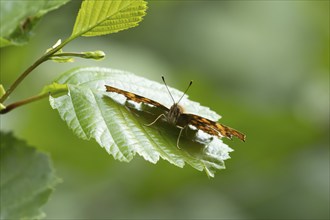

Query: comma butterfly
left=105, top=77, right=246, bottom=148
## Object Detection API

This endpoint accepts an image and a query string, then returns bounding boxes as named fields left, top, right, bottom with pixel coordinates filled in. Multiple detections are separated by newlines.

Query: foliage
left=0, top=0, right=70, bottom=47
left=1, top=0, right=328, bottom=219
left=0, top=0, right=151, bottom=218
left=0, top=132, right=59, bottom=220
left=0, top=0, right=238, bottom=218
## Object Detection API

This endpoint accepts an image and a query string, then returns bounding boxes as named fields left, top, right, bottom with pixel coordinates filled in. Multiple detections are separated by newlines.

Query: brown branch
left=0, top=93, right=49, bottom=114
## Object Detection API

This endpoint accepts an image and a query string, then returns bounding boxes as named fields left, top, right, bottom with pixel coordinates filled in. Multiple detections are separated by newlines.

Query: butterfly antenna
left=177, top=80, right=193, bottom=104
left=162, top=76, right=176, bottom=104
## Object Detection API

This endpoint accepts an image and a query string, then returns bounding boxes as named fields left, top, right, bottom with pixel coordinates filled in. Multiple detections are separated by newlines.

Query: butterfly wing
left=179, top=113, right=246, bottom=142
left=105, top=85, right=169, bottom=112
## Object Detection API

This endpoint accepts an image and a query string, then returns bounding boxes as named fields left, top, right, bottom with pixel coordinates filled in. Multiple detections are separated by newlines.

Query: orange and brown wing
left=105, top=85, right=169, bottom=111
left=179, top=113, right=246, bottom=142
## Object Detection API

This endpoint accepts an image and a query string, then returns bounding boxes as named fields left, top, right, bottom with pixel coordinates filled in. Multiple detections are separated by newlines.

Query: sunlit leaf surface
left=50, top=67, right=233, bottom=177
left=72, top=0, right=147, bottom=37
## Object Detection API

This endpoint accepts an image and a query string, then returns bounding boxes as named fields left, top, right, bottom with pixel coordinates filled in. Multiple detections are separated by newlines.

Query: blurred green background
left=1, top=1, right=329, bottom=219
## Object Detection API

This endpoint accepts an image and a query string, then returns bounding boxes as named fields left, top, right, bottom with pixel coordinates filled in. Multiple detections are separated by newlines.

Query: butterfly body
left=167, top=104, right=184, bottom=125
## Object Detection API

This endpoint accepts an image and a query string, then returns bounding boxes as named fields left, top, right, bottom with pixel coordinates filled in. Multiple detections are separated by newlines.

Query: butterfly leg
left=144, top=114, right=166, bottom=127
left=176, top=126, right=185, bottom=149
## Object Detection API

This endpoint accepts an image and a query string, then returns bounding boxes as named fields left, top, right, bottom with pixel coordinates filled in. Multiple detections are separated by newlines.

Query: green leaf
left=71, top=0, right=147, bottom=38
left=0, top=132, right=59, bottom=219
left=49, top=56, right=75, bottom=63
left=0, top=103, right=5, bottom=111
left=50, top=67, right=234, bottom=177
left=0, top=0, right=70, bottom=47
left=0, top=84, right=5, bottom=99
left=0, top=84, right=5, bottom=110
left=49, top=50, right=106, bottom=63
left=0, top=37, right=11, bottom=47
left=40, top=82, right=68, bottom=98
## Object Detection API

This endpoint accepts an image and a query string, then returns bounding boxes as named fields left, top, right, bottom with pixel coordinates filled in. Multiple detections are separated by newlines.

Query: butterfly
left=105, top=77, right=246, bottom=148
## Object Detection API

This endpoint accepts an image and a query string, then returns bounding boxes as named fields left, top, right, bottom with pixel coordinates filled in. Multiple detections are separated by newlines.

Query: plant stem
left=53, top=52, right=85, bottom=57
left=0, top=37, right=73, bottom=104
left=0, top=56, right=48, bottom=103
left=0, top=93, right=49, bottom=114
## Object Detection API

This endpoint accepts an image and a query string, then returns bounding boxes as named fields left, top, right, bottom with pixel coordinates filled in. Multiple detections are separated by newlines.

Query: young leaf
left=40, top=82, right=68, bottom=98
left=49, top=67, right=234, bottom=177
left=71, top=0, right=147, bottom=38
left=0, top=0, right=70, bottom=47
left=0, top=84, right=6, bottom=110
left=0, top=132, right=59, bottom=219
left=0, top=84, right=5, bottom=98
